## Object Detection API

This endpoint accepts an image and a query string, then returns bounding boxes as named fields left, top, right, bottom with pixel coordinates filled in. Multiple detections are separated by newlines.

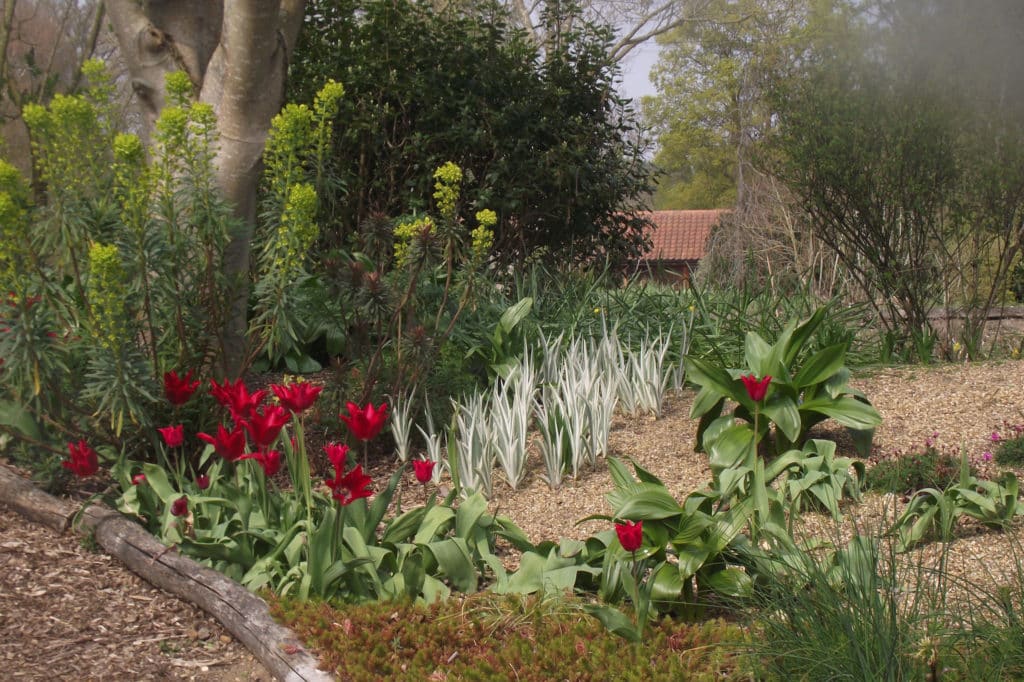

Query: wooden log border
left=0, top=464, right=333, bottom=682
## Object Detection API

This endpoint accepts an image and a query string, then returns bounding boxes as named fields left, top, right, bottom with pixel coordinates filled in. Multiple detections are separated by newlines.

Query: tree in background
left=642, top=0, right=842, bottom=210
left=770, top=0, right=1024, bottom=360
left=289, top=0, right=654, bottom=268
left=106, top=0, right=306, bottom=376
left=0, top=0, right=109, bottom=179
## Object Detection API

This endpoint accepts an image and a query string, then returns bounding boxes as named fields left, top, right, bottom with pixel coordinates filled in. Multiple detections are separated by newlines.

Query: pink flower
left=325, top=463, right=373, bottom=506
left=615, top=519, right=643, bottom=552
left=239, top=449, right=282, bottom=477
left=412, top=458, right=435, bottom=484
left=195, top=474, right=210, bottom=490
left=158, top=424, right=184, bottom=448
left=739, top=374, right=772, bottom=402
left=197, top=423, right=247, bottom=462
left=62, top=440, right=99, bottom=477
left=242, top=404, right=290, bottom=449
left=339, top=401, right=389, bottom=441
left=163, top=369, right=200, bottom=405
left=271, top=382, right=323, bottom=415
left=170, top=496, right=189, bottom=517
left=131, top=473, right=146, bottom=485
left=983, top=451, right=993, bottom=462
left=991, top=432, right=1001, bottom=443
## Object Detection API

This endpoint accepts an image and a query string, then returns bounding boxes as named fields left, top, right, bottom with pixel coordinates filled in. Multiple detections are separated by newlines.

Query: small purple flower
left=983, top=451, right=993, bottom=462
left=991, top=432, right=1001, bottom=443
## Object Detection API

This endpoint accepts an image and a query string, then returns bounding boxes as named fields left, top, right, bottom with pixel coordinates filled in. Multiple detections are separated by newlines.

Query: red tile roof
left=642, top=210, right=728, bottom=262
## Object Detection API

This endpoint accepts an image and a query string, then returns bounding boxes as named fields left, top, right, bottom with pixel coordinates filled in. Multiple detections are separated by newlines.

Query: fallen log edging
left=0, top=464, right=333, bottom=682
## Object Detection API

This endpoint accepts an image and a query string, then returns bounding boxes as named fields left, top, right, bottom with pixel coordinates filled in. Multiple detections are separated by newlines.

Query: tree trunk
left=105, top=0, right=305, bottom=377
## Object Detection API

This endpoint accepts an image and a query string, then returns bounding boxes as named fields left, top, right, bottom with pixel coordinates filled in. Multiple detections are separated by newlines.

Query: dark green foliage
left=864, top=446, right=966, bottom=494
left=288, top=0, right=654, bottom=268
left=269, top=592, right=751, bottom=681
left=996, top=433, right=1024, bottom=467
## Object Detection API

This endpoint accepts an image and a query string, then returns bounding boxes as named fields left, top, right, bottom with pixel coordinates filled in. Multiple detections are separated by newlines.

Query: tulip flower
left=195, top=474, right=210, bottom=490
left=242, top=404, right=289, bottom=450
left=62, top=440, right=99, bottom=477
left=131, top=473, right=146, bottom=485
left=325, top=463, right=373, bottom=506
left=163, top=369, right=200, bottom=405
left=740, top=374, right=772, bottom=402
left=271, top=382, right=323, bottom=415
left=197, top=423, right=247, bottom=462
left=239, top=449, right=282, bottom=478
left=412, top=458, right=435, bottom=484
left=615, top=519, right=643, bottom=552
left=170, top=495, right=189, bottom=517
left=324, top=443, right=350, bottom=471
left=209, top=377, right=266, bottom=421
left=339, top=401, right=389, bottom=441
left=158, top=424, right=184, bottom=448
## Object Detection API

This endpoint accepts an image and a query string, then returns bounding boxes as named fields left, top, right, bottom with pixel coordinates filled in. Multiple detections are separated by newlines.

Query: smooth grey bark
left=106, top=0, right=306, bottom=377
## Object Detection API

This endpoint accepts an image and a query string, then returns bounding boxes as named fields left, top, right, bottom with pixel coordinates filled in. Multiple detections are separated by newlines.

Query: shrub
left=995, top=429, right=1024, bottom=467
left=865, top=444, right=966, bottom=494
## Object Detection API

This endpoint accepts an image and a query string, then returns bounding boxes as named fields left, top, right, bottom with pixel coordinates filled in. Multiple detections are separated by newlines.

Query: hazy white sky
left=617, top=42, right=661, bottom=102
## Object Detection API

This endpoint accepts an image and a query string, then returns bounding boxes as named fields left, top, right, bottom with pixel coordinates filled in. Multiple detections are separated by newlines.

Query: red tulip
left=271, top=382, right=323, bottom=414
left=740, top=374, right=772, bottom=402
left=62, top=440, right=99, bottom=477
left=158, top=424, right=184, bottom=448
left=242, top=404, right=289, bottom=449
left=239, top=449, right=282, bottom=477
left=131, top=473, right=146, bottom=485
left=197, top=423, right=247, bottom=462
left=615, top=519, right=643, bottom=552
left=163, top=369, right=200, bottom=405
left=323, top=443, right=350, bottom=471
left=339, top=401, right=388, bottom=441
left=325, top=463, right=373, bottom=506
left=209, top=377, right=266, bottom=421
left=412, top=458, right=435, bottom=484
left=195, top=474, right=210, bottom=490
left=170, top=495, right=189, bottom=517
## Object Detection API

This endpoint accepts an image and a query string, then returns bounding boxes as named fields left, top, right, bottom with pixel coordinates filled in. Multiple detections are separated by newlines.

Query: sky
left=616, top=42, right=661, bottom=102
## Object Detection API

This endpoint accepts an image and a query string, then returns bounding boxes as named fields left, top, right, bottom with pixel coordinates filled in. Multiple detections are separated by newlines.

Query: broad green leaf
left=609, top=484, right=684, bottom=520
left=762, top=395, right=801, bottom=443
left=382, top=506, right=428, bottom=545
left=424, top=537, right=476, bottom=592
left=686, top=356, right=742, bottom=406
left=649, top=561, right=687, bottom=606
left=800, top=396, right=882, bottom=429
left=413, top=505, right=455, bottom=543
left=702, top=567, right=752, bottom=598
left=141, top=463, right=177, bottom=503
left=0, top=400, right=41, bottom=441
left=785, top=307, right=826, bottom=366
left=707, top=424, right=755, bottom=471
left=607, top=457, right=635, bottom=489
left=744, top=331, right=773, bottom=378
left=792, top=343, right=848, bottom=388
left=498, top=296, right=533, bottom=334
left=455, top=491, right=488, bottom=539
left=582, top=604, right=641, bottom=642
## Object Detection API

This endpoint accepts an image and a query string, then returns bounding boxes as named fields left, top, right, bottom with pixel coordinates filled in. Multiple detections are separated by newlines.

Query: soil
left=3, top=359, right=1024, bottom=680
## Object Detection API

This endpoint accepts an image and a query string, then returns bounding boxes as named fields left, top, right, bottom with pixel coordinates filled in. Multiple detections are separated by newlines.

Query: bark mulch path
left=3, top=359, right=1024, bottom=679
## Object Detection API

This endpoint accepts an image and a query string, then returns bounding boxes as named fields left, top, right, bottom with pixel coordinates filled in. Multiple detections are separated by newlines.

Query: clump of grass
left=865, top=437, right=970, bottom=494
left=994, top=423, right=1024, bottom=466
left=268, top=592, right=751, bottom=681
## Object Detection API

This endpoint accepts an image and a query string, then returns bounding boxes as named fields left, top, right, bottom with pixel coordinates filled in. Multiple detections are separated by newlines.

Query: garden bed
left=2, top=360, right=1024, bottom=679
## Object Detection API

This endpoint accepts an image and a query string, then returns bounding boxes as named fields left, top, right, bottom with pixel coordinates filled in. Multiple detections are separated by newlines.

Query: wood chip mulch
left=4, top=359, right=1024, bottom=679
